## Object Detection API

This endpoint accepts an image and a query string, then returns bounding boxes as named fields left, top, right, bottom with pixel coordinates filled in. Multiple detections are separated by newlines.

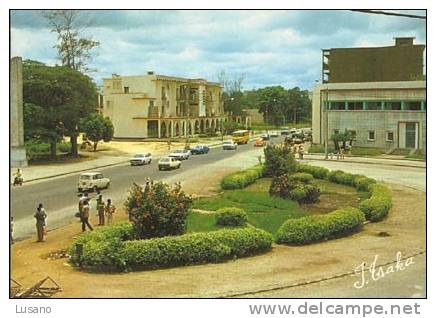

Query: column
left=10, top=57, right=27, bottom=167
left=345, top=101, right=348, bottom=111
left=157, top=120, right=161, bottom=138
left=420, top=101, right=425, bottom=111
left=400, top=101, right=405, bottom=111
left=363, top=102, right=368, bottom=110
left=381, top=101, right=385, bottom=111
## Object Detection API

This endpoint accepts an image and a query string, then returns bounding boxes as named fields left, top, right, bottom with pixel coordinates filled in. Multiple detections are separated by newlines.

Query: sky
left=10, top=10, right=426, bottom=90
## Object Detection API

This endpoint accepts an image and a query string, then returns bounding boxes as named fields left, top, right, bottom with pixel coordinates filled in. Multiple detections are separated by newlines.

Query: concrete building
left=101, top=72, right=226, bottom=138
left=10, top=57, right=27, bottom=167
left=313, top=38, right=426, bottom=150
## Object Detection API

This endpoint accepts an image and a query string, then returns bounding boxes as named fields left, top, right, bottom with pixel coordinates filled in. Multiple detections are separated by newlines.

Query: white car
left=158, top=157, right=181, bottom=170
left=222, top=140, right=238, bottom=150
left=77, top=172, right=110, bottom=192
left=130, top=153, right=152, bottom=166
left=270, top=131, right=280, bottom=138
left=169, top=149, right=191, bottom=160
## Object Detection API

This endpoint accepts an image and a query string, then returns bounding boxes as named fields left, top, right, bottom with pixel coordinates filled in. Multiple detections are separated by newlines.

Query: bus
left=232, top=130, right=249, bottom=144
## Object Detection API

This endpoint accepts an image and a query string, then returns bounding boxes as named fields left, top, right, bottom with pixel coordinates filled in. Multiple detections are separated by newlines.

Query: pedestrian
left=105, top=199, right=116, bottom=225
left=339, top=147, right=345, bottom=160
left=13, top=168, right=23, bottom=186
left=298, top=145, right=304, bottom=160
left=34, top=203, right=47, bottom=242
left=96, top=190, right=105, bottom=226
left=81, top=199, right=94, bottom=232
left=10, top=216, right=14, bottom=244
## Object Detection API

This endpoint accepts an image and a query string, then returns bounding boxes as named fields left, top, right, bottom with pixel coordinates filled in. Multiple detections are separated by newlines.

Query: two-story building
left=101, top=72, right=226, bottom=139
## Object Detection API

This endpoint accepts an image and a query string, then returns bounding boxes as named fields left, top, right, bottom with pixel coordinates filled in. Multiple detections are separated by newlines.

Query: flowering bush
left=124, top=181, right=192, bottom=239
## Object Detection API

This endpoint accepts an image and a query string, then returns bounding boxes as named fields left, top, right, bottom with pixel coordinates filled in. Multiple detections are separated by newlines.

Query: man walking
left=96, top=190, right=105, bottom=225
left=81, top=199, right=94, bottom=232
left=105, top=198, right=116, bottom=225
left=34, top=203, right=47, bottom=242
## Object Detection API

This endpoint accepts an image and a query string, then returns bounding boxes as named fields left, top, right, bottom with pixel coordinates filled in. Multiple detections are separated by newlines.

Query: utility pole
left=323, top=85, right=329, bottom=159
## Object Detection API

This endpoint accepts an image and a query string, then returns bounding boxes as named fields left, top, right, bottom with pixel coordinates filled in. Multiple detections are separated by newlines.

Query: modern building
left=313, top=38, right=426, bottom=150
left=101, top=72, right=226, bottom=139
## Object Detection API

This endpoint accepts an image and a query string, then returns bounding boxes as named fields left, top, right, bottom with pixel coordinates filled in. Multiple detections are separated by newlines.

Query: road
left=11, top=139, right=267, bottom=239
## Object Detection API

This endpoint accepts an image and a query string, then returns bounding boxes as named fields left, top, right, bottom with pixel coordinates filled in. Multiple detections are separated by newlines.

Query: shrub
left=270, top=174, right=320, bottom=204
left=263, top=144, right=297, bottom=177
left=216, top=207, right=248, bottom=226
left=221, top=164, right=264, bottom=190
left=275, top=207, right=365, bottom=244
left=124, top=181, right=192, bottom=239
left=327, top=170, right=355, bottom=186
left=58, top=142, right=72, bottom=153
left=71, top=226, right=273, bottom=270
left=290, top=184, right=321, bottom=204
left=359, top=184, right=392, bottom=222
left=353, top=175, right=377, bottom=192
left=296, top=164, right=329, bottom=179
left=288, top=172, right=314, bottom=184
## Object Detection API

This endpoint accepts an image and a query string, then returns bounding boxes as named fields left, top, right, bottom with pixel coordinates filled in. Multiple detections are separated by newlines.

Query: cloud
left=10, top=10, right=426, bottom=89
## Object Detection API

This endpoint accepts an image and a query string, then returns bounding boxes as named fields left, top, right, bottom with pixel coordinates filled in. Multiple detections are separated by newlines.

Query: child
left=105, top=199, right=116, bottom=225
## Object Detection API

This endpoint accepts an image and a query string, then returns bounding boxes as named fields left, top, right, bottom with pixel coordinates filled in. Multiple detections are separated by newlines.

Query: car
left=222, top=140, right=238, bottom=150
left=77, top=172, right=110, bottom=192
left=270, top=131, right=280, bottom=138
left=169, top=149, right=191, bottom=160
left=191, top=144, right=210, bottom=155
left=253, top=138, right=266, bottom=147
left=158, top=157, right=181, bottom=170
left=130, top=153, right=152, bottom=166
left=260, top=133, right=270, bottom=140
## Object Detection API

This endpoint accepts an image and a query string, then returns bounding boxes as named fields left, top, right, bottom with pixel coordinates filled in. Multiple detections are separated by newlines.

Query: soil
left=11, top=173, right=425, bottom=298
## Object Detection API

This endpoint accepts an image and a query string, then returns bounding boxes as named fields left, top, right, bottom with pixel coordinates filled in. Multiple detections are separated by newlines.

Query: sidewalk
left=304, top=153, right=426, bottom=168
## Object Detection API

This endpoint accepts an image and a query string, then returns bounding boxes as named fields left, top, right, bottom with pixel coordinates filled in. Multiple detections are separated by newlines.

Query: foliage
left=82, top=113, right=114, bottom=151
left=263, top=144, right=297, bottom=177
left=275, top=207, right=365, bottom=245
left=296, top=164, right=329, bottom=179
left=349, top=147, right=385, bottom=156
left=269, top=173, right=320, bottom=204
left=25, top=140, right=72, bottom=160
left=215, top=207, right=248, bottom=226
left=308, top=144, right=335, bottom=154
left=223, top=120, right=245, bottom=134
left=124, top=181, right=192, bottom=239
left=70, top=225, right=273, bottom=271
left=288, top=172, right=314, bottom=184
left=359, top=184, right=392, bottom=222
left=221, top=164, right=264, bottom=190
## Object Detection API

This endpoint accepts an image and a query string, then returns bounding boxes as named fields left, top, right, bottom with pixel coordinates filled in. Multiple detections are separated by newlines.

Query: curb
left=303, top=156, right=426, bottom=169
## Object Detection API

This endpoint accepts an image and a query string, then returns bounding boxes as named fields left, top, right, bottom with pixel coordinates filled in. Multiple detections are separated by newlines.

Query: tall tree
left=217, top=70, right=246, bottom=115
left=42, top=10, right=100, bottom=155
left=82, top=113, right=114, bottom=151
left=257, top=86, right=288, bottom=126
left=23, top=60, right=97, bottom=157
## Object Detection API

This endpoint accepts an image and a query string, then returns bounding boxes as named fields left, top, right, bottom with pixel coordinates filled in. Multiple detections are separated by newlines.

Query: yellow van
left=232, top=130, right=249, bottom=144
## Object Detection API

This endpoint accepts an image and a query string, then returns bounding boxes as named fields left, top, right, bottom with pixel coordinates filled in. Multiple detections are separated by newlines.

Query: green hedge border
left=70, top=223, right=272, bottom=271
left=221, top=164, right=264, bottom=189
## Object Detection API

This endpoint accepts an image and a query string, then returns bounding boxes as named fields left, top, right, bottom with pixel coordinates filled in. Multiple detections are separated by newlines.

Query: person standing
left=34, top=203, right=47, bottom=242
left=10, top=216, right=14, bottom=244
left=298, top=145, right=304, bottom=160
left=81, top=199, right=94, bottom=232
left=105, top=199, right=116, bottom=225
left=96, top=190, right=105, bottom=225
left=339, top=147, right=345, bottom=160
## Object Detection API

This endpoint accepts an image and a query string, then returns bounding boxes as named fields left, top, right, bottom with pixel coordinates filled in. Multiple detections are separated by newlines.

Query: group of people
left=77, top=191, right=116, bottom=232
left=329, top=147, right=346, bottom=160
left=293, top=144, right=305, bottom=160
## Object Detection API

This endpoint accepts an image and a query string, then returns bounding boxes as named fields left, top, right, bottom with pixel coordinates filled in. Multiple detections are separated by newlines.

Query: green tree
left=82, top=113, right=114, bottom=151
left=257, top=86, right=288, bottom=126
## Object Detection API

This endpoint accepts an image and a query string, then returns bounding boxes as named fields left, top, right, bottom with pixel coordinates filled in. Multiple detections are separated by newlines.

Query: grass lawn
left=189, top=177, right=368, bottom=234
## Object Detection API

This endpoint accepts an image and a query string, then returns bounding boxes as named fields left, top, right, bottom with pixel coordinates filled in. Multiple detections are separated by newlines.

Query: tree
left=42, top=10, right=100, bottom=155
left=257, top=86, right=288, bottom=126
left=82, top=113, right=114, bottom=151
left=23, top=60, right=96, bottom=158
left=217, top=70, right=246, bottom=115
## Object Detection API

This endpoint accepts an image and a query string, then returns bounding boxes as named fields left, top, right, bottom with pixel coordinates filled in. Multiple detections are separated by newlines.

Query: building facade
left=313, top=38, right=426, bottom=150
left=101, top=72, right=226, bottom=138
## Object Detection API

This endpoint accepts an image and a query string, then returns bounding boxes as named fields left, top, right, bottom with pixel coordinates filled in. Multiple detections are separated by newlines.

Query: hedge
left=288, top=172, right=314, bottom=184
left=275, top=207, right=365, bottom=244
left=296, top=164, right=329, bottom=179
left=70, top=224, right=273, bottom=271
left=359, top=184, right=392, bottom=222
left=216, top=207, right=248, bottom=226
left=221, top=164, right=264, bottom=189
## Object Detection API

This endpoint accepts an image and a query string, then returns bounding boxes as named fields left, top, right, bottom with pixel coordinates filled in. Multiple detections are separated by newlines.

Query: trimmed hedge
left=275, top=207, right=365, bottom=244
left=221, top=164, right=264, bottom=190
left=289, top=184, right=321, bottom=204
left=288, top=172, right=314, bottom=184
left=70, top=224, right=273, bottom=271
left=216, top=207, right=248, bottom=226
left=359, top=184, right=392, bottom=222
left=296, top=164, right=329, bottom=179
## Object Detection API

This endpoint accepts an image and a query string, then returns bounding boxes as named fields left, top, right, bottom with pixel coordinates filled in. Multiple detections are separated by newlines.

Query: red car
left=254, top=138, right=266, bottom=147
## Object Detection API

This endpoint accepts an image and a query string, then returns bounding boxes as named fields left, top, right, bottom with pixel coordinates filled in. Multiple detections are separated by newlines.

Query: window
left=403, top=101, right=421, bottom=111
left=367, top=101, right=382, bottom=111
left=348, top=130, right=357, bottom=141
left=384, top=101, right=401, bottom=111
left=124, top=87, right=130, bottom=93
left=329, top=102, right=346, bottom=110
left=386, top=131, right=394, bottom=142
left=368, top=130, right=375, bottom=141
left=348, top=102, right=364, bottom=110
left=149, top=100, right=154, bottom=107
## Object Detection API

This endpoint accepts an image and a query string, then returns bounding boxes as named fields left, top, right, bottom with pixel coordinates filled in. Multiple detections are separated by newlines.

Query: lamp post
left=323, top=84, right=329, bottom=160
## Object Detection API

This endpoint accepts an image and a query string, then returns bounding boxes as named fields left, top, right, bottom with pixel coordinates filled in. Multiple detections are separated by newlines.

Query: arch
left=206, top=119, right=210, bottom=129
left=161, top=121, right=167, bottom=138
left=200, top=119, right=205, bottom=133
left=194, top=120, right=200, bottom=134
left=175, top=122, right=180, bottom=137
left=211, top=119, right=216, bottom=131
left=168, top=121, right=173, bottom=137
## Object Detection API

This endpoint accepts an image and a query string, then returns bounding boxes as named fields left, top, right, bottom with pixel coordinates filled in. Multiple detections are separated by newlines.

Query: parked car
left=270, top=131, right=280, bottom=138
left=77, top=172, right=110, bottom=192
left=130, top=153, right=152, bottom=166
left=254, top=138, right=266, bottom=147
left=169, top=149, right=191, bottom=160
left=191, top=144, right=210, bottom=155
left=222, top=140, right=238, bottom=150
left=260, top=133, right=270, bottom=140
left=158, top=157, right=181, bottom=170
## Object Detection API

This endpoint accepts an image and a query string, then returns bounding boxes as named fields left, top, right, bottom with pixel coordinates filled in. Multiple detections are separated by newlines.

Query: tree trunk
left=50, top=141, right=57, bottom=159
left=293, top=107, right=297, bottom=124
left=70, top=134, right=78, bottom=157
left=93, top=141, right=98, bottom=152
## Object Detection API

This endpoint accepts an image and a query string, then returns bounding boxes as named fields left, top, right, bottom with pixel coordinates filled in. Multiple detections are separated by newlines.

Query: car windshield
left=173, top=150, right=183, bottom=153
left=134, top=154, right=144, bottom=158
left=160, top=158, right=170, bottom=162
left=224, top=141, right=232, bottom=144
left=80, top=175, right=92, bottom=180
